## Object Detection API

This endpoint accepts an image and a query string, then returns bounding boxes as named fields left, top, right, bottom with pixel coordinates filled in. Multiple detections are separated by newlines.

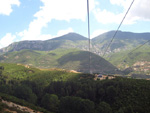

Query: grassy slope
left=0, top=48, right=78, bottom=67
left=0, top=48, right=117, bottom=74
left=107, top=44, right=150, bottom=68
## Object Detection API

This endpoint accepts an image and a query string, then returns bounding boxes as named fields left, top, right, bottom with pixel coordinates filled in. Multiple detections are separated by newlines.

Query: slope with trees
left=0, top=63, right=150, bottom=113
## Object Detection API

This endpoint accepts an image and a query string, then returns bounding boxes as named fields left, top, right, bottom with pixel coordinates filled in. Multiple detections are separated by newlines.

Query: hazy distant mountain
left=0, top=48, right=117, bottom=74
left=93, top=30, right=150, bottom=41
left=1, top=31, right=150, bottom=74
left=52, top=32, right=88, bottom=41
left=92, top=31, right=150, bottom=73
left=1, top=31, right=150, bottom=55
left=0, top=33, right=88, bottom=53
left=92, top=30, right=150, bottom=54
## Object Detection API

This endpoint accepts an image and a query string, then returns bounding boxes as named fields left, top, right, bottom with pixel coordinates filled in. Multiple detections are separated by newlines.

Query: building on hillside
left=95, top=74, right=115, bottom=80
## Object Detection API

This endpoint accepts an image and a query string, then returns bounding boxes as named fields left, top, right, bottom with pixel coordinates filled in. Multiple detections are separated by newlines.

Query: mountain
left=0, top=33, right=88, bottom=53
left=92, top=30, right=150, bottom=55
left=52, top=32, right=88, bottom=41
left=1, top=31, right=150, bottom=55
left=1, top=31, right=150, bottom=74
left=92, top=31, right=150, bottom=74
left=93, top=30, right=150, bottom=41
left=108, top=44, right=150, bottom=74
left=0, top=49, right=117, bottom=74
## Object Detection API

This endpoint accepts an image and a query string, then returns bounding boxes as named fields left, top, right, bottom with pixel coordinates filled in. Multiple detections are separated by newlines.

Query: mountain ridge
left=1, top=30, right=150, bottom=73
left=1, top=30, right=150, bottom=55
left=0, top=32, right=89, bottom=53
left=51, top=32, right=88, bottom=41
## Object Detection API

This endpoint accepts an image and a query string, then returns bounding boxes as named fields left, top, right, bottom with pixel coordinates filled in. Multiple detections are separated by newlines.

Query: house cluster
left=133, top=61, right=150, bottom=73
left=94, top=74, right=115, bottom=80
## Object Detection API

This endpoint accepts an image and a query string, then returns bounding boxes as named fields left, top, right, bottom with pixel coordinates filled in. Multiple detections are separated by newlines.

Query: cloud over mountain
left=93, top=0, right=150, bottom=24
left=0, top=0, right=20, bottom=15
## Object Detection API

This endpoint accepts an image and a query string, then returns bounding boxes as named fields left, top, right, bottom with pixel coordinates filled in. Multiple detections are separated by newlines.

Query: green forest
left=0, top=63, right=150, bottom=113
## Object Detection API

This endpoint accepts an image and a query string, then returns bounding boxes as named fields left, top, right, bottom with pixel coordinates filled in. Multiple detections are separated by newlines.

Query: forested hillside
left=0, top=63, right=150, bottom=113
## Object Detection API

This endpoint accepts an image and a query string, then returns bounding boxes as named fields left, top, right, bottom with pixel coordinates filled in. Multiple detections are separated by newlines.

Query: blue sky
left=0, top=0, right=150, bottom=48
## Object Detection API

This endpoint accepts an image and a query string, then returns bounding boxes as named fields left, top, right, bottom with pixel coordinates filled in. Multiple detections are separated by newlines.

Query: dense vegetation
left=0, top=63, right=150, bottom=113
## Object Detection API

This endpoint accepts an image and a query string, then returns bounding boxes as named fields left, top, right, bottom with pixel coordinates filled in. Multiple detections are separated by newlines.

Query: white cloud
left=18, top=0, right=97, bottom=41
left=0, top=0, right=20, bottom=15
left=35, top=0, right=96, bottom=22
left=18, top=18, right=48, bottom=40
left=110, top=0, right=129, bottom=9
left=91, top=29, right=108, bottom=38
left=110, top=0, right=150, bottom=21
left=94, top=0, right=150, bottom=24
left=56, top=28, right=74, bottom=37
left=18, top=27, right=73, bottom=41
left=129, top=0, right=150, bottom=21
left=93, top=0, right=130, bottom=24
left=93, top=9, right=123, bottom=24
left=39, top=28, right=74, bottom=40
left=38, top=34, right=53, bottom=40
left=110, top=0, right=124, bottom=6
left=0, top=33, right=16, bottom=48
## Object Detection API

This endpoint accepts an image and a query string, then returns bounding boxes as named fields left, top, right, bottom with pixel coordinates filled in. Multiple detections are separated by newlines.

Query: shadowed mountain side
left=58, top=51, right=117, bottom=73
left=0, top=49, right=118, bottom=74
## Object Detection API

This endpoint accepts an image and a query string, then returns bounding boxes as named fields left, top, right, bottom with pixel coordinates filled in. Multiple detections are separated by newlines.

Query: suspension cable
left=119, top=39, right=150, bottom=63
left=102, top=0, right=135, bottom=57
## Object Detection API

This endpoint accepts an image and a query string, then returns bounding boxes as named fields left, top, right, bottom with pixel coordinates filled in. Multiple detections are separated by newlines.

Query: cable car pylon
left=87, top=0, right=92, bottom=74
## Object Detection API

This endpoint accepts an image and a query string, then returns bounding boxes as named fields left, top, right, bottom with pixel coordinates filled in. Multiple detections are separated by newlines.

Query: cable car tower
left=87, top=0, right=92, bottom=74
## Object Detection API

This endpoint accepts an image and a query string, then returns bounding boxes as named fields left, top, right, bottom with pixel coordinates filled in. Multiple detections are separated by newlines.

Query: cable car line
left=89, top=0, right=135, bottom=74
left=119, top=39, right=150, bottom=64
left=102, top=0, right=135, bottom=57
